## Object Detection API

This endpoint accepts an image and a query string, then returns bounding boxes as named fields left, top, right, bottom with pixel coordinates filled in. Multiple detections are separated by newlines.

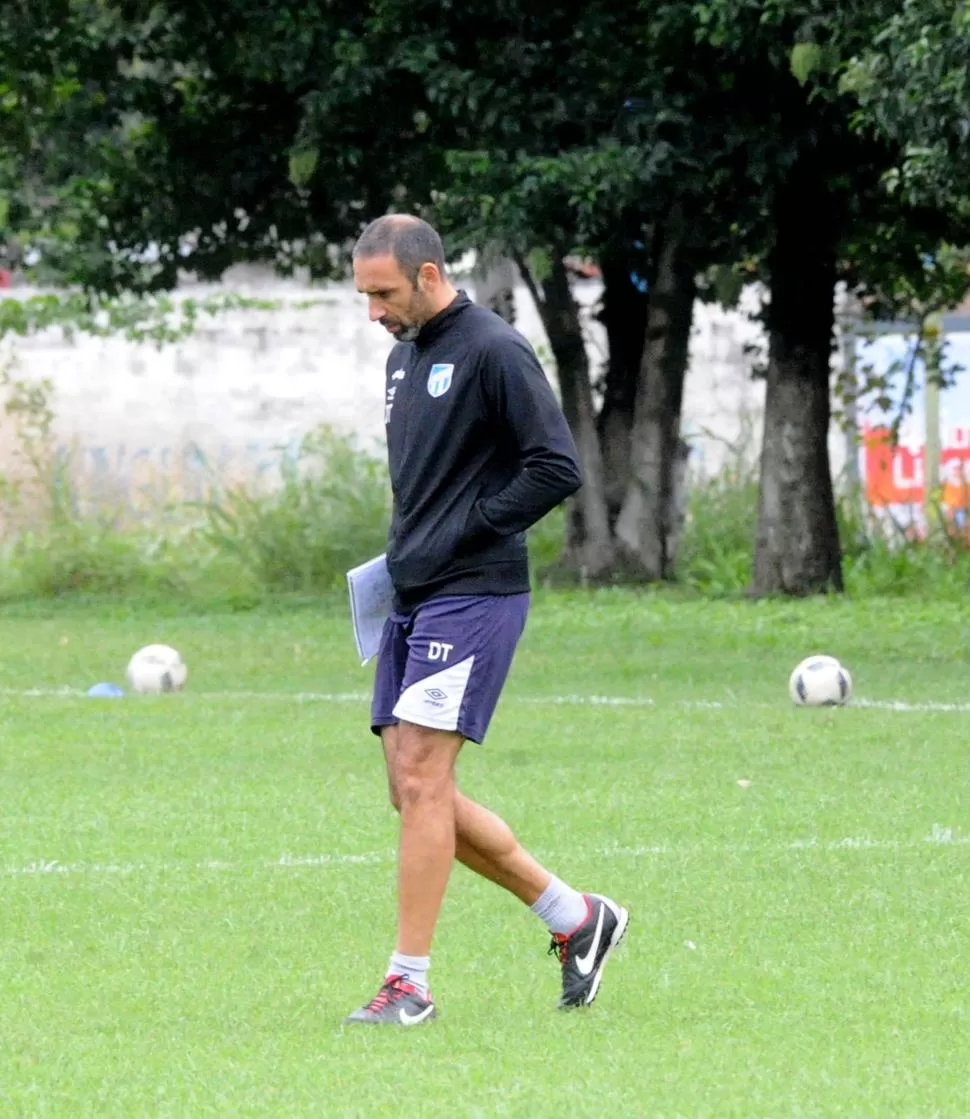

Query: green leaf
left=287, top=148, right=319, bottom=189
left=790, top=42, right=822, bottom=86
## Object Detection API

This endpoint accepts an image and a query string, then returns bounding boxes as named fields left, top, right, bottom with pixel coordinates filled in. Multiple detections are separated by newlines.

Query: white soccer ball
left=126, top=644, right=188, bottom=694
left=788, top=655, right=852, bottom=707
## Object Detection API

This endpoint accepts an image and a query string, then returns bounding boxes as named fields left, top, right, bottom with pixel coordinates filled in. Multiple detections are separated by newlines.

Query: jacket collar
left=414, top=291, right=471, bottom=349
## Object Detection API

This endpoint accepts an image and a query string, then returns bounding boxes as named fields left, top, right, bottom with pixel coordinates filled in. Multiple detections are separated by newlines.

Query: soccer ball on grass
left=126, top=644, right=188, bottom=694
left=788, top=654, right=852, bottom=707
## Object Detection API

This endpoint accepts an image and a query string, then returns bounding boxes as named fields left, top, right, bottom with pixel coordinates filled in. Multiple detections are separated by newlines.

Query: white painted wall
left=0, top=267, right=847, bottom=508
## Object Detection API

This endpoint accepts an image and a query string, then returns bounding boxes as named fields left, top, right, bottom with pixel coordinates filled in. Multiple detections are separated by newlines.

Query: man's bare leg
left=392, top=722, right=463, bottom=957
left=344, top=721, right=461, bottom=1025
left=383, top=727, right=590, bottom=944
left=454, top=794, right=551, bottom=904
left=358, top=723, right=629, bottom=1020
left=382, top=724, right=550, bottom=903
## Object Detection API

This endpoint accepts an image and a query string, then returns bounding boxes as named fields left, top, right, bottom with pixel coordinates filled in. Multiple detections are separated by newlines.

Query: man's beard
left=382, top=290, right=433, bottom=342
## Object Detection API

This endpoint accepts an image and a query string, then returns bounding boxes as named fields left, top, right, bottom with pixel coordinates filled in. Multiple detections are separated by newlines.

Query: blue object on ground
left=87, top=682, right=125, bottom=698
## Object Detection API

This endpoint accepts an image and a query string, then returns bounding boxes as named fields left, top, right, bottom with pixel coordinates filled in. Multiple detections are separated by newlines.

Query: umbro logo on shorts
left=424, top=688, right=448, bottom=706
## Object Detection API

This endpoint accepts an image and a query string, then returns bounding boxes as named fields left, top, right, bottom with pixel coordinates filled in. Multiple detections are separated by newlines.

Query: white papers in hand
left=346, top=553, right=395, bottom=665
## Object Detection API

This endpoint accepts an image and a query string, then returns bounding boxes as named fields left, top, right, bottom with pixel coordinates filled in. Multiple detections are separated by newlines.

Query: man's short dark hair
left=353, top=215, right=447, bottom=285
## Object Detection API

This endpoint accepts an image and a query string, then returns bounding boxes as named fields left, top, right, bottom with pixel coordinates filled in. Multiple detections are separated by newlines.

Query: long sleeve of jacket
left=468, top=333, right=582, bottom=540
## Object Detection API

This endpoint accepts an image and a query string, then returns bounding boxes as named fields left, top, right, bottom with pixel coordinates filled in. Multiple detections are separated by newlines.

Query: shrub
left=198, top=427, right=392, bottom=594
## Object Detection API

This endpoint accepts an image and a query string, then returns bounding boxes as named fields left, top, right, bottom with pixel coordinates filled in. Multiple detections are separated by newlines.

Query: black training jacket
left=382, top=291, right=581, bottom=611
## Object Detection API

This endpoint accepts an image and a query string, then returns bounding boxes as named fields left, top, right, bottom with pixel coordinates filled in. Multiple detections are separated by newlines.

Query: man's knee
left=394, top=722, right=462, bottom=809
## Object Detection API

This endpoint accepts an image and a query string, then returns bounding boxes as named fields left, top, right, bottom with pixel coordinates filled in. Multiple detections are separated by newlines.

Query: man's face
left=354, top=253, right=434, bottom=342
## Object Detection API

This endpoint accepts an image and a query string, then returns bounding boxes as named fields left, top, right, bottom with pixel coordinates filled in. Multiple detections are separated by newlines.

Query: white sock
left=529, top=876, right=589, bottom=936
left=387, top=951, right=430, bottom=997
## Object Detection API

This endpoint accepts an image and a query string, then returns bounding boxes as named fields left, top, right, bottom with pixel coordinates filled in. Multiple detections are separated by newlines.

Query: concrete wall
left=0, top=267, right=844, bottom=508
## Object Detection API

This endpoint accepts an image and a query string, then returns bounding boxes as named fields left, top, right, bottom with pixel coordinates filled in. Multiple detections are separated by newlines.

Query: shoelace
left=548, top=934, right=569, bottom=966
left=364, top=975, right=411, bottom=1014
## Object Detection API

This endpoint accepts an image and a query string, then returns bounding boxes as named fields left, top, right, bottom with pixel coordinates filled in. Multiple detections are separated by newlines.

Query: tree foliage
left=4, top=0, right=970, bottom=594
left=842, top=0, right=970, bottom=210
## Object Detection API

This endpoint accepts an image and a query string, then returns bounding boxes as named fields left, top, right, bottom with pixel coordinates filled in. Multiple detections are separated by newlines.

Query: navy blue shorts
left=370, top=593, right=530, bottom=744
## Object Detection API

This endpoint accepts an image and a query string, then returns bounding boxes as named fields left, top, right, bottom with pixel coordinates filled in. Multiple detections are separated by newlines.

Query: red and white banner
left=855, top=333, right=970, bottom=527
left=863, top=424, right=970, bottom=508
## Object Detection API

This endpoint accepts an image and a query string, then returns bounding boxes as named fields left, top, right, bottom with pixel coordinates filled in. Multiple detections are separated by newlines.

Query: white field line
left=0, top=686, right=968, bottom=712
left=1, top=851, right=395, bottom=879
left=849, top=698, right=970, bottom=713
left=4, top=826, right=969, bottom=880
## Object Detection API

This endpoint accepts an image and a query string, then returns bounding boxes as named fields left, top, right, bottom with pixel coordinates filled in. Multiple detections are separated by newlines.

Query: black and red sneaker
left=549, top=894, right=629, bottom=1009
left=344, top=975, right=437, bottom=1026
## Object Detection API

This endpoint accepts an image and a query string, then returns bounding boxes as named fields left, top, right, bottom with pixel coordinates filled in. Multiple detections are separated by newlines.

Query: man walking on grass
left=345, top=214, right=628, bottom=1026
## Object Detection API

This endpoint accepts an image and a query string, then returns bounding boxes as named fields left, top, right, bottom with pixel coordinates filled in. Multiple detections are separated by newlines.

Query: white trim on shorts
left=392, top=654, right=475, bottom=733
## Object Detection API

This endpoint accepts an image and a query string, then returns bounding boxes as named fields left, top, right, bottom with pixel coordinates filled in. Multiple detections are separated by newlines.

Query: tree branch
left=512, top=253, right=544, bottom=314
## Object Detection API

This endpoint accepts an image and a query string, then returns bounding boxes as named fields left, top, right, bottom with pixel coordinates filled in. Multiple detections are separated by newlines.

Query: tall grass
left=675, top=461, right=970, bottom=598
left=0, top=431, right=393, bottom=606
left=1, top=358, right=967, bottom=605
left=838, top=492, right=970, bottom=598
left=199, top=427, right=391, bottom=594
left=676, top=462, right=759, bottom=594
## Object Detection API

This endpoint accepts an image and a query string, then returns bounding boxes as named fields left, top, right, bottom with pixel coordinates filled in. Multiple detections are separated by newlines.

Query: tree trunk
left=473, top=252, right=517, bottom=325
left=751, top=164, right=844, bottom=595
left=516, top=252, right=616, bottom=577
left=596, top=253, right=649, bottom=526
left=614, top=208, right=696, bottom=579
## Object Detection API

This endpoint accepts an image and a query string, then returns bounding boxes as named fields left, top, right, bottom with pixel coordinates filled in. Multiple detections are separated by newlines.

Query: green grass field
left=1, top=590, right=968, bottom=1117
